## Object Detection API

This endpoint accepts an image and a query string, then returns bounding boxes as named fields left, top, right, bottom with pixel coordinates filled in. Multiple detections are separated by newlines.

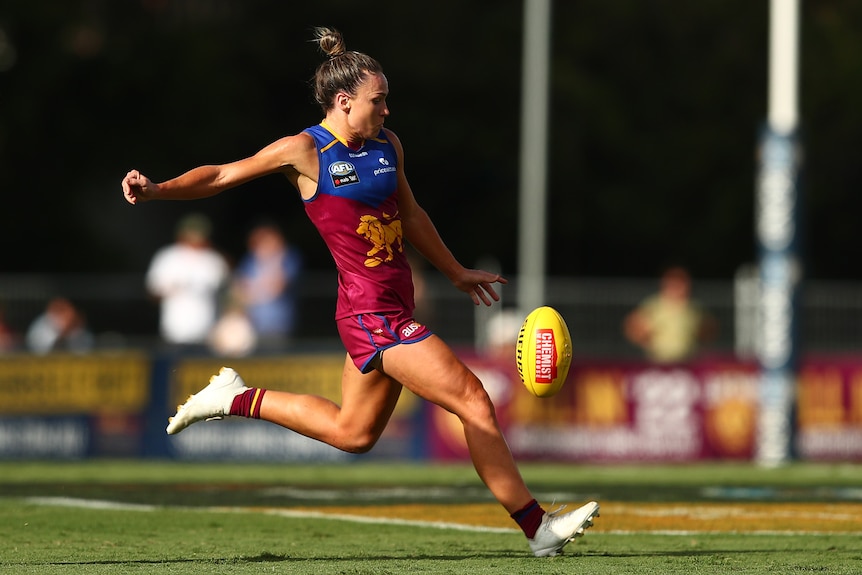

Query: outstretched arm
left=122, top=165, right=232, bottom=204
left=386, top=129, right=507, bottom=306
left=121, top=133, right=317, bottom=205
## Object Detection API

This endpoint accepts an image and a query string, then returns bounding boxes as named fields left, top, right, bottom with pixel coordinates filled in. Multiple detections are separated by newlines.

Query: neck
left=321, top=119, right=363, bottom=149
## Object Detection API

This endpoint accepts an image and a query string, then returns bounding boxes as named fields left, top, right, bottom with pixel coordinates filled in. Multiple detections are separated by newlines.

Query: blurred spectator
left=26, top=297, right=94, bottom=354
left=232, top=221, right=302, bottom=350
left=484, top=308, right=523, bottom=361
left=208, top=295, right=258, bottom=358
left=0, top=302, right=19, bottom=352
left=407, top=247, right=435, bottom=325
left=146, top=213, right=229, bottom=350
left=623, top=266, right=716, bottom=363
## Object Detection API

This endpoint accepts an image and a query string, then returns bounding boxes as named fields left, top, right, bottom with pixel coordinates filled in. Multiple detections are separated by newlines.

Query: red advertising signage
left=426, top=353, right=862, bottom=462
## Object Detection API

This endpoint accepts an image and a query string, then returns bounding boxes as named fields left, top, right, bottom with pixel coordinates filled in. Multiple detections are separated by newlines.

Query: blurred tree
left=0, top=0, right=860, bottom=280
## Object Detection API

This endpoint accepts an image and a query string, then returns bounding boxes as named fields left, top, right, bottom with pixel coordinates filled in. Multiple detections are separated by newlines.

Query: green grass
left=1, top=461, right=861, bottom=574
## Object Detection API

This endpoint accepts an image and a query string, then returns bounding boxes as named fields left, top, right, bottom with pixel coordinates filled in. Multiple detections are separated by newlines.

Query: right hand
left=122, top=169, right=158, bottom=204
left=451, top=268, right=508, bottom=307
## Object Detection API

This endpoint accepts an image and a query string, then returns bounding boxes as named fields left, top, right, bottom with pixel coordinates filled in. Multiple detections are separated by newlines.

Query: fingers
left=460, top=270, right=507, bottom=306
left=470, top=282, right=500, bottom=307
left=122, top=169, right=144, bottom=205
left=122, top=169, right=139, bottom=186
left=481, top=282, right=499, bottom=304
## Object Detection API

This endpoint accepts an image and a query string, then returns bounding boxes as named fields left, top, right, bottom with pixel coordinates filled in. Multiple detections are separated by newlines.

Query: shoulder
left=262, top=131, right=317, bottom=159
left=382, top=128, right=404, bottom=160
left=250, top=131, right=318, bottom=180
left=639, top=295, right=662, bottom=311
left=149, top=244, right=176, bottom=261
left=382, top=128, right=402, bottom=148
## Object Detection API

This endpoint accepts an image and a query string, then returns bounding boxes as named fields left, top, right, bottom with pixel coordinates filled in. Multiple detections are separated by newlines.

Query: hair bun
left=313, top=26, right=346, bottom=59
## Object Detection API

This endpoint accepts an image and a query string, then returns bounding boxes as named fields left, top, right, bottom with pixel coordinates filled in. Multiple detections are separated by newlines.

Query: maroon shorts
left=336, top=311, right=433, bottom=373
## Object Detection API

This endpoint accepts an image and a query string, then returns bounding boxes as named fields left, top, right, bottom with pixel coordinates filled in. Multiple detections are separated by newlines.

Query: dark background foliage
left=1, top=0, right=859, bottom=279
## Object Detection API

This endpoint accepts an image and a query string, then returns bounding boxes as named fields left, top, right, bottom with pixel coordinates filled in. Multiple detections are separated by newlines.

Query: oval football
left=516, top=306, right=573, bottom=398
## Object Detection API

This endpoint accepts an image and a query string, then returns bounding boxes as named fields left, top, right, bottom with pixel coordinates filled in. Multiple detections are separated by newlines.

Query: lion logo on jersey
left=356, top=212, right=403, bottom=267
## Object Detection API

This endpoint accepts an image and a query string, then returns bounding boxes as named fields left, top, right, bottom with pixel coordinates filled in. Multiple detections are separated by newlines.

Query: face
left=344, top=72, right=390, bottom=140
left=662, top=270, right=691, bottom=300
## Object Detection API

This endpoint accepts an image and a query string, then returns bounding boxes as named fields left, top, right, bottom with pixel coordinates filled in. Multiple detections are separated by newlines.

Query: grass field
left=2, top=460, right=861, bottom=574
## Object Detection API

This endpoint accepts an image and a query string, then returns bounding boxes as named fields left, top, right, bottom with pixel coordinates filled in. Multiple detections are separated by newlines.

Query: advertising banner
left=2, top=351, right=861, bottom=461
left=795, top=358, right=862, bottom=460
left=0, top=353, right=150, bottom=457
left=426, top=353, right=862, bottom=462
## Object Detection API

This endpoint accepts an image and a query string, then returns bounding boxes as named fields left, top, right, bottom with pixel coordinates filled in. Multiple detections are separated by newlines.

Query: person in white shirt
left=146, top=213, right=229, bottom=348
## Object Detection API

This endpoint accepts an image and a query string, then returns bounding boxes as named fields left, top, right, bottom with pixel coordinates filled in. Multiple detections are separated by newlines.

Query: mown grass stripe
left=21, top=497, right=862, bottom=536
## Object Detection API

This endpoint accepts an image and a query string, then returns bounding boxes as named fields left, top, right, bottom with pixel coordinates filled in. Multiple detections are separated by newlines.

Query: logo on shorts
left=401, top=322, right=422, bottom=338
left=329, top=161, right=359, bottom=187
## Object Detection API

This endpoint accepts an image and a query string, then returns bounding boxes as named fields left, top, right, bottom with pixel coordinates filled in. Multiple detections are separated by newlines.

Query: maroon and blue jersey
left=302, top=122, right=415, bottom=320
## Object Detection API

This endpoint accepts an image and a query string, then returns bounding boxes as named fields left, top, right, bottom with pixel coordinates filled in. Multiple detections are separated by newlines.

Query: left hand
left=453, top=269, right=508, bottom=306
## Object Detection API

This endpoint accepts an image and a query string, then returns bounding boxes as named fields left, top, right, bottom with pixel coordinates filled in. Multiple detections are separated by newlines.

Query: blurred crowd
left=0, top=212, right=304, bottom=358
left=146, top=213, right=303, bottom=357
left=0, top=296, right=94, bottom=355
left=0, top=219, right=721, bottom=365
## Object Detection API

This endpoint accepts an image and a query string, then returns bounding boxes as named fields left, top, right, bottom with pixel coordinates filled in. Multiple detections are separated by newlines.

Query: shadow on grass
left=28, top=549, right=552, bottom=566
left=37, top=548, right=787, bottom=566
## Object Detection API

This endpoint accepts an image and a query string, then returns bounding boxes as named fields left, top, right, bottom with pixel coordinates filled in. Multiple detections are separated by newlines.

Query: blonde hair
left=311, top=27, right=383, bottom=113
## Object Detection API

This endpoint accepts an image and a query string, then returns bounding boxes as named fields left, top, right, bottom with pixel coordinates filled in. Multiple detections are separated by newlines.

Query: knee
left=458, top=381, right=499, bottom=425
left=336, top=428, right=382, bottom=454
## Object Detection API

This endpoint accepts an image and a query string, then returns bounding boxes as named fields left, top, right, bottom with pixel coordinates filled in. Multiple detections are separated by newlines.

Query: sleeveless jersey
left=303, top=122, right=415, bottom=320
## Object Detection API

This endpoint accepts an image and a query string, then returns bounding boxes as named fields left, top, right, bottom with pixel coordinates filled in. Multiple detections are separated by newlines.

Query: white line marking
left=24, top=497, right=158, bottom=511
left=259, top=507, right=518, bottom=533
left=21, top=497, right=516, bottom=534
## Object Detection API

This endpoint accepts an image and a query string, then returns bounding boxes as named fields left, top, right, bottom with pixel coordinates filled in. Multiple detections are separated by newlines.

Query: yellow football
left=516, top=306, right=573, bottom=398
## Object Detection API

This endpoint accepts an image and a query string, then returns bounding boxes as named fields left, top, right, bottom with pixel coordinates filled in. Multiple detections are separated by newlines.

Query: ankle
left=511, top=499, right=545, bottom=539
left=229, top=388, right=266, bottom=418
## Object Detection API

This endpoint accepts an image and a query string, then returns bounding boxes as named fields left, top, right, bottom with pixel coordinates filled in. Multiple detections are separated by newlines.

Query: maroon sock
left=229, top=388, right=266, bottom=419
left=511, top=499, right=545, bottom=539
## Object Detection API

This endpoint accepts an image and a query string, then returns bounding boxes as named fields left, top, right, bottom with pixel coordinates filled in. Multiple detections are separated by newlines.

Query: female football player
left=121, top=26, right=598, bottom=557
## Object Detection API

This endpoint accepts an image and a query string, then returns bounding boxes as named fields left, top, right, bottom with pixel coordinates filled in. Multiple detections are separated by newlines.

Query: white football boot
left=528, top=501, right=600, bottom=557
left=166, top=367, right=249, bottom=435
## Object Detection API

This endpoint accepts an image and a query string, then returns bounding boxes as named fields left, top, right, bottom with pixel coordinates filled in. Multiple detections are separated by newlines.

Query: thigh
left=380, top=335, right=484, bottom=414
left=338, top=353, right=404, bottom=437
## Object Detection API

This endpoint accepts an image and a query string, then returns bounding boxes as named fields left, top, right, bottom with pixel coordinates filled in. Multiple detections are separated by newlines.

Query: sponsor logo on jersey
left=329, top=161, right=359, bottom=187
left=535, top=329, right=558, bottom=383
left=373, top=156, right=396, bottom=177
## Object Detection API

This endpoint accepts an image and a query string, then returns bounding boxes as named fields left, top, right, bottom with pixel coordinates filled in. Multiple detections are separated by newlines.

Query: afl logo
left=329, top=161, right=360, bottom=187
left=329, top=161, right=355, bottom=176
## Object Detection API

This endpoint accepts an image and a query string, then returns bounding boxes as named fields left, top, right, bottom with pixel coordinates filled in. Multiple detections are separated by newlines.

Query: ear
left=335, top=92, right=351, bottom=113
